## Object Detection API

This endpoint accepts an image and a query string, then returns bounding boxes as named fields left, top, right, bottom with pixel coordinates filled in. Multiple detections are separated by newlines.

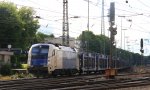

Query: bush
left=21, top=64, right=28, bottom=69
left=0, top=64, right=12, bottom=75
left=11, top=55, right=27, bottom=69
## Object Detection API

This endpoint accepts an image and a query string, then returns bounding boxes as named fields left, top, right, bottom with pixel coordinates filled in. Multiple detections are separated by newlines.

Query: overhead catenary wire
left=7, top=0, right=150, bottom=19
left=13, top=1, right=150, bottom=23
left=17, top=0, right=147, bottom=20
left=3, top=0, right=150, bottom=39
left=115, top=1, right=150, bottom=15
left=137, top=0, right=150, bottom=9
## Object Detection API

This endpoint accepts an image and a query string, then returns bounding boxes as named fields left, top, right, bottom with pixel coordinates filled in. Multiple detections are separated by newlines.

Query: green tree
left=0, top=2, right=22, bottom=48
left=79, top=31, right=96, bottom=52
left=78, top=30, right=148, bottom=66
left=35, top=32, right=55, bottom=43
left=18, top=7, right=40, bottom=49
left=78, top=30, right=149, bottom=67
left=0, top=2, right=40, bottom=49
left=78, top=31, right=110, bottom=54
left=96, top=35, right=110, bottom=55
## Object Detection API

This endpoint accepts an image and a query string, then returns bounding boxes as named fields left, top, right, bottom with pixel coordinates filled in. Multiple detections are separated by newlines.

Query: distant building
left=0, top=48, right=21, bottom=68
left=44, top=37, right=81, bottom=48
left=0, top=51, right=14, bottom=67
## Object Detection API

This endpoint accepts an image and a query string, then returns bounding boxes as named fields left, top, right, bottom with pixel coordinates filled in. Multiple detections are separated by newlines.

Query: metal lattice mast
left=101, top=0, right=105, bottom=35
left=101, top=0, right=106, bottom=55
left=62, top=0, right=69, bottom=46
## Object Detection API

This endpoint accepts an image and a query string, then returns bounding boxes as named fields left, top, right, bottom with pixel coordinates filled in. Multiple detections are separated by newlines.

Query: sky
left=1, top=0, right=150, bottom=56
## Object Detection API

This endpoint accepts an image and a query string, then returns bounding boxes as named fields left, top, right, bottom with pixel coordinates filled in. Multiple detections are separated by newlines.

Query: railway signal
left=125, top=0, right=128, bottom=3
left=140, top=38, right=144, bottom=53
left=140, top=38, right=144, bottom=66
left=105, top=2, right=117, bottom=79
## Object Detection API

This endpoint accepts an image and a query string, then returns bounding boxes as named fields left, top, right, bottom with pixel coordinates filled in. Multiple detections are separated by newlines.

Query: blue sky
left=2, top=0, right=150, bottom=55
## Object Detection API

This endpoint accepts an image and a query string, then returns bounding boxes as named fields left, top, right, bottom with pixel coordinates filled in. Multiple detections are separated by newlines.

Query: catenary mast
left=101, top=0, right=105, bottom=35
left=62, top=0, right=69, bottom=46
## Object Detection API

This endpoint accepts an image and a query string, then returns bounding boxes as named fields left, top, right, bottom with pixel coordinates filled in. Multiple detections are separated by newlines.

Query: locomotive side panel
left=49, top=46, right=79, bottom=75
left=62, top=51, right=77, bottom=69
left=55, top=50, right=63, bottom=69
left=47, top=46, right=59, bottom=73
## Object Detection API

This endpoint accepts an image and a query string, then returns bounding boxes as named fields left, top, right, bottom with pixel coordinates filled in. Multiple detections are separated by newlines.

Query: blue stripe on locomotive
left=31, top=58, right=47, bottom=66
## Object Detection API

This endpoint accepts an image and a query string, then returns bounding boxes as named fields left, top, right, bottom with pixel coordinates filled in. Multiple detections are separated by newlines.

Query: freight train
left=27, top=43, right=129, bottom=76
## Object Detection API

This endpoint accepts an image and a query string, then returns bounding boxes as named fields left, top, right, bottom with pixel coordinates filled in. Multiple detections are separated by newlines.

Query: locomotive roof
left=31, top=43, right=77, bottom=52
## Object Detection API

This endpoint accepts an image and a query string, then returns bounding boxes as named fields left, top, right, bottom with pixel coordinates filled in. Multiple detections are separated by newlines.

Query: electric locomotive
left=27, top=43, right=79, bottom=76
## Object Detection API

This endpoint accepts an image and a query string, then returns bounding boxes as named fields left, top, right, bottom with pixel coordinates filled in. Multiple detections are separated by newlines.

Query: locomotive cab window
left=31, top=45, right=49, bottom=59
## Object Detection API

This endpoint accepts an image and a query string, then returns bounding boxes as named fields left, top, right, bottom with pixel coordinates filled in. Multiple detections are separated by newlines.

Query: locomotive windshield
left=31, top=45, right=49, bottom=66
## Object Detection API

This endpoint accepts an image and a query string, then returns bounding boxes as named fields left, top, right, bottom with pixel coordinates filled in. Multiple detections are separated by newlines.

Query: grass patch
left=0, top=73, right=35, bottom=80
left=0, top=75, right=12, bottom=80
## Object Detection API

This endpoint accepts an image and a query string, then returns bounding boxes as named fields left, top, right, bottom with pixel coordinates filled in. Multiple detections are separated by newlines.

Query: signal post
left=105, top=2, right=117, bottom=79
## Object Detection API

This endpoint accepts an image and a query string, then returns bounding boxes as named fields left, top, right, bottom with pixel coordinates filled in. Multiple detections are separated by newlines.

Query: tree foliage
left=35, top=32, right=55, bottom=43
left=18, top=7, right=40, bottom=48
left=0, top=2, right=22, bottom=48
left=0, top=2, right=40, bottom=49
left=0, top=64, right=12, bottom=75
left=78, top=30, right=110, bottom=54
left=78, top=30, right=148, bottom=66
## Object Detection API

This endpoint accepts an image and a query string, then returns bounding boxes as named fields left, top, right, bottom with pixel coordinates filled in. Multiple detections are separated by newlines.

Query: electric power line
left=137, top=0, right=150, bottom=9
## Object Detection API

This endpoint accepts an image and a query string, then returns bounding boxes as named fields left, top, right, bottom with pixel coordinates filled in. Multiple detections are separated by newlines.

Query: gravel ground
left=113, top=66, right=150, bottom=90
left=112, top=85, right=150, bottom=90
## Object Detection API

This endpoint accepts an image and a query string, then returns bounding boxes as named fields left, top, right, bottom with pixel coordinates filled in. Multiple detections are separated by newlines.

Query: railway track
left=57, top=77, right=150, bottom=90
left=0, top=74, right=150, bottom=90
left=0, top=74, right=104, bottom=89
